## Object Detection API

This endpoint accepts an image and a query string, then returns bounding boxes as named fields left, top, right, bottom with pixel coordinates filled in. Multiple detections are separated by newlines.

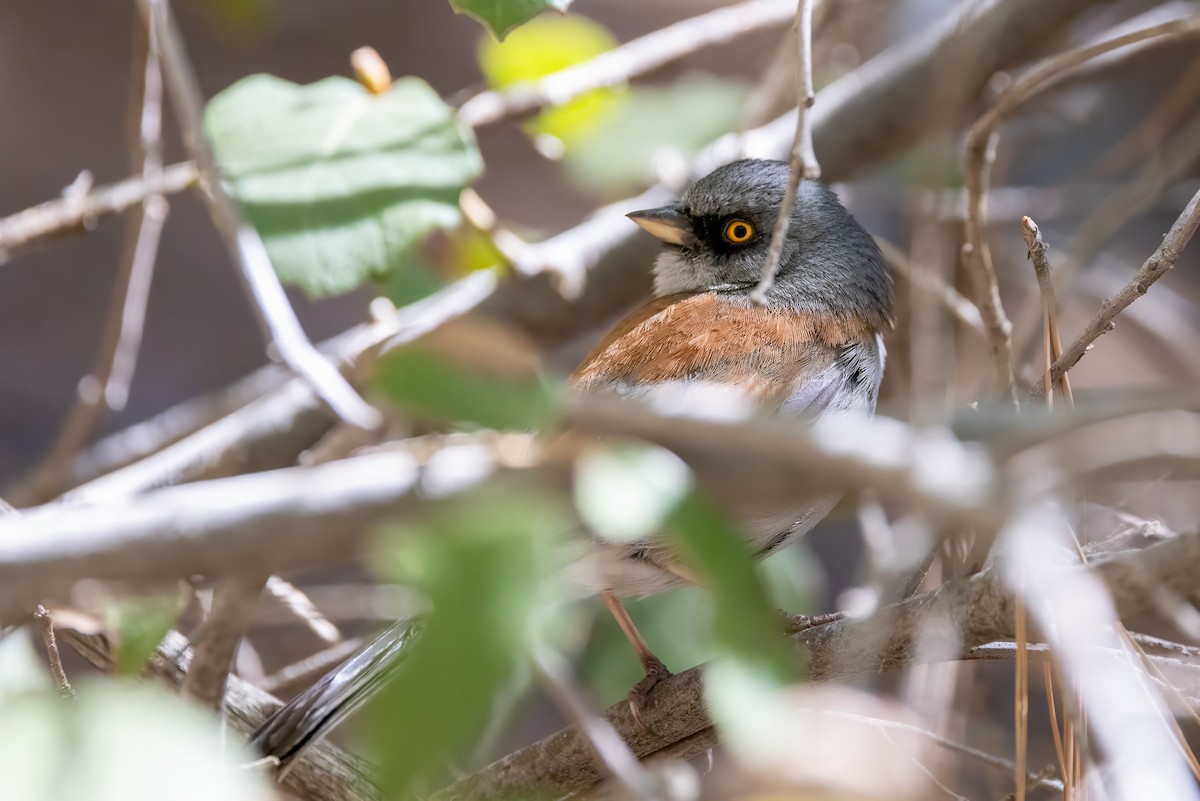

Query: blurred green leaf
left=478, top=15, right=622, bottom=147
left=106, top=594, right=180, bottom=676
left=453, top=0, right=572, bottom=40
left=0, top=682, right=270, bottom=801
left=574, top=443, right=692, bottom=543
left=188, top=0, right=276, bottom=40
left=206, top=75, right=481, bottom=296
left=666, top=492, right=794, bottom=684
left=564, top=78, right=747, bottom=195
left=0, top=628, right=52, bottom=704
left=368, top=488, right=568, bottom=797
left=373, top=320, right=559, bottom=430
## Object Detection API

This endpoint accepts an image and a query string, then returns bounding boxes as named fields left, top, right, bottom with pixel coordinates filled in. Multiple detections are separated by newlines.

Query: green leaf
left=373, top=320, right=560, bottom=431
left=452, top=0, right=571, bottom=40
left=367, top=488, right=568, bottom=797
left=0, top=682, right=271, bottom=801
left=666, top=492, right=794, bottom=683
left=106, top=594, right=181, bottom=676
left=478, top=15, right=621, bottom=146
left=206, top=75, right=482, bottom=296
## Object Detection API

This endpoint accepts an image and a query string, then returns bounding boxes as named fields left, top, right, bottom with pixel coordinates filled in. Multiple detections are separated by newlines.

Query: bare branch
left=1021, top=216, right=1072, bottom=406
left=182, top=572, right=268, bottom=711
left=264, top=575, right=342, bottom=645
left=1031, top=185, right=1200, bottom=399
left=139, top=0, right=380, bottom=433
left=0, top=162, right=194, bottom=260
left=64, top=269, right=498, bottom=504
left=963, top=16, right=1200, bottom=398
left=260, top=637, right=366, bottom=696
left=20, top=11, right=170, bottom=500
left=457, top=0, right=795, bottom=128
left=749, top=0, right=820, bottom=305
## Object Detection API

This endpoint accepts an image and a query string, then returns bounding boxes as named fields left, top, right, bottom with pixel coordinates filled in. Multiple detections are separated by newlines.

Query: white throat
left=652, top=249, right=720, bottom=297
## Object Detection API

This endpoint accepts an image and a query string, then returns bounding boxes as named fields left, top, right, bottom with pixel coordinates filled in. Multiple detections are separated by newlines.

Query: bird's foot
left=780, top=609, right=848, bottom=633
left=627, top=654, right=672, bottom=730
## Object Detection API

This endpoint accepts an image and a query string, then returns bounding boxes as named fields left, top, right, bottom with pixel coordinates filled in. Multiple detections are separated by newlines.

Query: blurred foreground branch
left=61, top=627, right=380, bottom=801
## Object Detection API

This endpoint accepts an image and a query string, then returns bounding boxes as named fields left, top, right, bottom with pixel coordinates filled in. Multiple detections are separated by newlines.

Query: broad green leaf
left=666, top=492, right=794, bottom=683
left=452, top=0, right=571, bottom=40
left=0, top=682, right=270, bottom=801
left=565, top=78, right=747, bottom=194
left=206, top=75, right=481, bottom=296
left=368, top=488, right=568, bottom=797
left=478, top=15, right=622, bottom=146
left=373, top=320, right=559, bottom=431
left=106, top=594, right=180, bottom=676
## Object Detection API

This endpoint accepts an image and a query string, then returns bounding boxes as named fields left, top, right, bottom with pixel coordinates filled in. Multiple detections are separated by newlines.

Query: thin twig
left=961, top=16, right=1200, bottom=399
left=33, top=606, right=75, bottom=699
left=139, top=0, right=381, bottom=432
left=259, top=637, right=366, bottom=696
left=1031, top=185, right=1200, bottom=399
left=457, top=0, right=796, bottom=127
left=0, top=161, right=194, bottom=260
left=812, top=708, right=1063, bottom=792
left=749, top=0, right=820, bottom=305
left=21, top=11, right=170, bottom=500
left=1021, top=216, right=1073, bottom=406
left=1012, top=110, right=1200, bottom=365
left=874, top=235, right=985, bottom=335
left=264, top=576, right=341, bottom=645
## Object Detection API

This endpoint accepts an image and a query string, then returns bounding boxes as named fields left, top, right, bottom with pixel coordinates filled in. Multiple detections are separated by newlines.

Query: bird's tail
left=251, top=617, right=421, bottom=774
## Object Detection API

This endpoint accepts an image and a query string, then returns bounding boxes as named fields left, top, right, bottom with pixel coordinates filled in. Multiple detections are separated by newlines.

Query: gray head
left=628, top=159, right=892, bottom=328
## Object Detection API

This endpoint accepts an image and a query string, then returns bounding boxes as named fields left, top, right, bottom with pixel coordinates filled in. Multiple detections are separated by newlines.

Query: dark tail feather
left=251, top=617, right=421, bottom=772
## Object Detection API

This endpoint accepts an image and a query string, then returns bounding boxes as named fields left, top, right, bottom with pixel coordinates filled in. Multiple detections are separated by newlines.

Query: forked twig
left=139, top=0, right=381, bottom=432
left=1030, top=185, right=1200, bottom=399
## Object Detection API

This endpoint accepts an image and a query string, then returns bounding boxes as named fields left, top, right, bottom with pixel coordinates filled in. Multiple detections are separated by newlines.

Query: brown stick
left=961, top=16, right=1200, bottom=399
left=182, top=572, right=268, bottom=710
left=1031, top=186, right=1200, bottom=398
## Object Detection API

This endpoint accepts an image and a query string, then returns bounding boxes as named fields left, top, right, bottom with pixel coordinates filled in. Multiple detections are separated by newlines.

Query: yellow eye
left=723, top=219, right=754, bottom=243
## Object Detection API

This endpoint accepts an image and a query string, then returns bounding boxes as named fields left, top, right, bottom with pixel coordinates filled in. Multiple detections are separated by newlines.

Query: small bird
left=251, top=158, right=893, bottom=768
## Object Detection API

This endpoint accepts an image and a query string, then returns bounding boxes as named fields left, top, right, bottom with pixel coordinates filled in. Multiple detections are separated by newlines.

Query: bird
left=250, top=158, right=893, bottom=772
